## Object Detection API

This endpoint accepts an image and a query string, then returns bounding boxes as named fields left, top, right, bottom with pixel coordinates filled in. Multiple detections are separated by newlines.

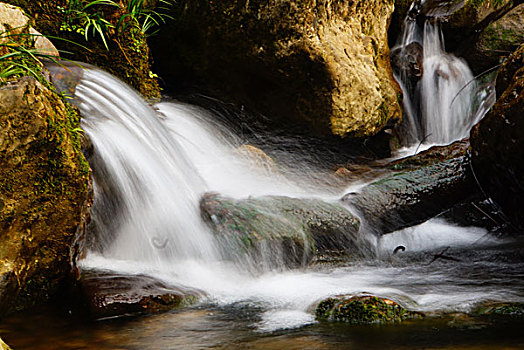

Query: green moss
left=316, top=295, right=423, bottom=325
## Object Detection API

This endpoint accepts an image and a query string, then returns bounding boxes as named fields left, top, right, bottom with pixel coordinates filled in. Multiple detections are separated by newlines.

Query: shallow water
left=27, top=54, right=522, bottom=349
left=2, top=239, right=523, bottom=349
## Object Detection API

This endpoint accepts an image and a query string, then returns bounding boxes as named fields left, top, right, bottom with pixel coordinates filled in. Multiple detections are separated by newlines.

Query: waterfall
left=392, top=1, right=495, bottom=148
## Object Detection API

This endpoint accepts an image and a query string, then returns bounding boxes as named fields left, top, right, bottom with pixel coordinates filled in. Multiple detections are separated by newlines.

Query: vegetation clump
left=316, top=295, right=423, bottom=325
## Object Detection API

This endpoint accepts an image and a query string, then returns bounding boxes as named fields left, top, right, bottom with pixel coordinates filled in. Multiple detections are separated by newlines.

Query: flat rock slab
left=77, top=270, right=202, bottom=320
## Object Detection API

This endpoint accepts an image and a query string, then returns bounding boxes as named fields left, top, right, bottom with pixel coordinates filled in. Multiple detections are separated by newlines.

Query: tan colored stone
left=153, top=0, right=402, bottom=138
left=237, top=144, right=276, bottom=173
left=0, top=78, right=90, bottom=315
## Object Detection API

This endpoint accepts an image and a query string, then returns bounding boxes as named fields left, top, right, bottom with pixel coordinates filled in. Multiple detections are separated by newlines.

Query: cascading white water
left=393, top=2, right=494, bottom=149
left=74, top=68, right=219, bottom=264
left=46, top=59, right=519, bottom=333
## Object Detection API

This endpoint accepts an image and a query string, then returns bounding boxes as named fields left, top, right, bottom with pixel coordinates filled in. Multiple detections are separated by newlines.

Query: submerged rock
left=315, top=294, right=423, bottom=325
left=342, top=141, right=475, bottom=235
left=0, top=77, right=91, bottom=315
left=200, top=193, right=362, bottom=269
left=471, top=44, right=524, bottom=230
left=472, top=301, right=524, bottom=318
left=75, top=270, right=201, bottom=320
left=151, top=0, right=401, bottom=138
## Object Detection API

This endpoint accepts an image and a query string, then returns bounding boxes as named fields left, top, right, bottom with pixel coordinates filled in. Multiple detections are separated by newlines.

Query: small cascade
left=66, top=67, right=220, bottom=264
left=392, top=0, right=495, bottom=148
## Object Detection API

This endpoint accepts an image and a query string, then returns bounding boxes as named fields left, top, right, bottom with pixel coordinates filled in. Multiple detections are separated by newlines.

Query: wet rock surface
left=200, top=193, right=362, bottom=269
left=76, top=270, right=202, bottom=320
left=471, top=44, right=524, bottom=231
left=316, top=294, right=423, bottom=324
left=151, top=0, right=401, bottom=138
left=342, top=141, right=476, bottom=235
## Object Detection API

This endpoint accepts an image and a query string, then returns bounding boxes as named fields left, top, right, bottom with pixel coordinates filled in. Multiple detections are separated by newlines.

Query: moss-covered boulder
left=200, top=193, right=362, bottom=269
left=315, top=294, right=423, bottom=325
left=151, top=0, right=401, bottom=138
left=0, top=77, right=91, bottom=315
left=471, top=44, right=524, bottom=230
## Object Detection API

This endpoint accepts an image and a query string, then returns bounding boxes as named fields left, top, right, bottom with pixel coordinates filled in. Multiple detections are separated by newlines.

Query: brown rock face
left=0, top=78, right=91, bottom=315
left=151, top=0, right=402, bottom=138
left=471, top=44, right=524, bottom=230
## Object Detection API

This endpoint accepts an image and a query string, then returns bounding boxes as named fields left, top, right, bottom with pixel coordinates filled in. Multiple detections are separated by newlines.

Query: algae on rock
left=0, top=77, right=91, bottom=315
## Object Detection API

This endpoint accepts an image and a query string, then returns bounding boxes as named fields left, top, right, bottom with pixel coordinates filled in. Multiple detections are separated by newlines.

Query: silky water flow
left=392, top=1, right=495, bottom=153
left=42, top=61, right=522, bottom=333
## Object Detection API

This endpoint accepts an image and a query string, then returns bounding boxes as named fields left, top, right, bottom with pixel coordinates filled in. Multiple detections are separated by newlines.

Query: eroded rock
left=342, top=141, right=475, bottom=235
left=200, top=193, right=362, bottom=269
left=151, top=0, right=401, bottom=138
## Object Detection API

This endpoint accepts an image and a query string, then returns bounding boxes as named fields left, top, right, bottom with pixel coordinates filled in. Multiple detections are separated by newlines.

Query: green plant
left=117, top=0, right=173, bottom=37
left=59, top=0, right=120, bottom=49
left=0, top=32, right=60, bottom=84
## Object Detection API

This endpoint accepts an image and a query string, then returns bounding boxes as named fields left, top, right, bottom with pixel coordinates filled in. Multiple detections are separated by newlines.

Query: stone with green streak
left=200, top=193, right=362, bottom=269
left=342, top=141, right=475, bottom=235
left=316, top=295, right=423, bottom=325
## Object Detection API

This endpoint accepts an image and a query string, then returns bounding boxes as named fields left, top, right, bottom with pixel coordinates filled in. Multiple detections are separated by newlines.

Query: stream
left=1, top=1, right=523, bottom=348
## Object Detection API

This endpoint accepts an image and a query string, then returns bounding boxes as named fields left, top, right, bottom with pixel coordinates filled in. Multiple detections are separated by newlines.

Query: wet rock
left=0, top=77, right=91, bottom=315
left=342, top=141, right=476, bottom=235
left=76, top=270, right=201, bottom=320
left=151, top=0, right=401, bottom=138
left=471, top=44, right=524, bottom=230
left=200, top=193, right=362, bottom=269
left=472, top=301, right=524, bottom=318
left=391, top=42, right=424, bottom=83
left=315, top=294, right=423, bottom=324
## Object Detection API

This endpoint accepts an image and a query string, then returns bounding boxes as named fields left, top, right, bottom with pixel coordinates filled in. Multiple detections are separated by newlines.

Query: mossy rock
left=0, top=77, right=91, bottom=315
left=472, top=301, right=524, bottom=318
left=200, top=193, right=362, bottom=269
left=316, top=295, right=423, bottom=325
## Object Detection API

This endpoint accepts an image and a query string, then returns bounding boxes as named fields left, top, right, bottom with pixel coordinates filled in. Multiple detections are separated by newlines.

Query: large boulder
left=200, top=193, right=362, bottom=270
left=0, top=77, right=91, bottom=315
left=151, top=0, right=402, bottom=138
left=470, top=44, right=524, bottom=230
left=342, top=140, right=476, bottom=235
